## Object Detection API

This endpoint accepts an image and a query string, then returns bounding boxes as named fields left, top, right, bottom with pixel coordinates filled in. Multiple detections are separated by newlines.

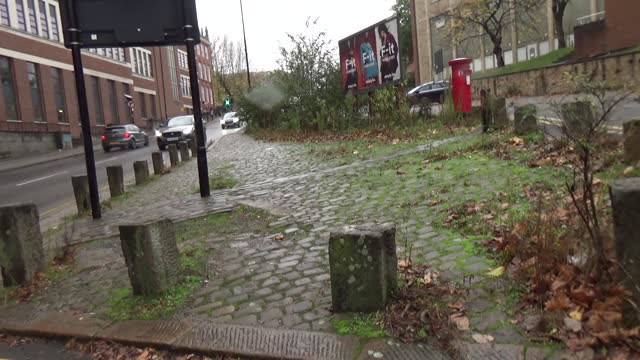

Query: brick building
left=0, top=0, right=214, bottom=158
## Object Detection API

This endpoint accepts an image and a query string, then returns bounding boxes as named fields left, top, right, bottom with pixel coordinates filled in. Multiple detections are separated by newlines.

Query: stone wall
left=0, top=131, right=57, bottom=160
left=472, top=51, right=640, bottom=98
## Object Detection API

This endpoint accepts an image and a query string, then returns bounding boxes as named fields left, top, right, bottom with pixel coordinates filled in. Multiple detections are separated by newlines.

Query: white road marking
left=95, top=157, right=119, bottom=165
left=16, top=171, right=68, bottom=187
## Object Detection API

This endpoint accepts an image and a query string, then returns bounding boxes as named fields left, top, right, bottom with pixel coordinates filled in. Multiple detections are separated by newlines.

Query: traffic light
left=224, top=98, right=231, bottom=107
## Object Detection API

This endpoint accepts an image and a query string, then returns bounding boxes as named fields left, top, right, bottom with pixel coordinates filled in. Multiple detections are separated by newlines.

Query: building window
left=91, top=76, right=104, bottom=125
left=131, top=48, right=153, bottom=77
left=177, top=50, right=188, bottom=69
left=26, top=62, right=44, bottom=122
left=26, top=0, right=38, bottom=34
left=107, top=80, right=119, bottom=125
left=150, top=95, right=157, bottom=119
left=167, top=47, right=179, bottom=101
left=0, top=0, right=10, bottom=26
left=139, top=92, right=146, bottom=118
left=0, top=56, right=18, bottom=120
left=51, top=68, right=66, bottom=123
left=16, top=0, right=26, bottom=31
left=38, top=0, right=48, bottom=38
left=180, top=75, right=191, bottom=97
left=48, top=4, right=59, bottom=41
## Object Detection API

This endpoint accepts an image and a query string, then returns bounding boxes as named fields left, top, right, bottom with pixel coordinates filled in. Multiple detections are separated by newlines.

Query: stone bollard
left=561, top=101, right=593, bottom=136
left=0, top=204, right=45, bottom=286
left=514, top=105, right=538, bottom=135
left=169, top=144, right=180, bottom=167
left=492, top=97, right=509, bottom=129
left=611, top=178, right=640, bottom=312
left=623, top=120, right=640, bottom=165
left=152, top=152, right=164, bottom=175
left=119, top=219, right=182, bottom=296
left=189, top=139, right=197, bottom=157
left=133, top=161, right=149, bottom=185
left=106, top=165, right=125, bottom=197
left=71, top=175, right=90, bottom=214
left=178, top=141, right=190, bottom=161
left=329, top=224, right=397, bottom=313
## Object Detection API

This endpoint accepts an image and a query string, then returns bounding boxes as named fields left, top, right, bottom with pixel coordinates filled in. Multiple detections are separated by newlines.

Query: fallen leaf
left=500, top=203, right=510, bottom=210
left=396, top=170, right=407, bottom=175
left=434, top=165, right=443, bottom=171
left=624, top=166, right=635, bottom=176
left=545, top=294, right=572, bottom=311
left=487, top=266, right=505, bottom=277
left=570, top=284, right=597, bottom=305
left=392, top=138, right=400, bottom=145
left=569, top=309, right=583, bottom=321
left=472, top=333, right=494, bottom=344
left=450, top=313, right=470, bottom=331
left=353, top=150, right=359, bottom=155
left=448, top=303, right=464, bottom=310
left=398, top=260, right=412, bottom=269
left=275, top=234, right=285, bottom=241
left=509, top=137, right=524, bottom=147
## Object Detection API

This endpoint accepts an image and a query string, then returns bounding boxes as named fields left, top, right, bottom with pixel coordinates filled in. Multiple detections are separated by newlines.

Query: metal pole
left=70, top=40, right=101, bottom=219
left=240, top=0, right=251, bottom=89
left=182, top=3, right=210, bottom=198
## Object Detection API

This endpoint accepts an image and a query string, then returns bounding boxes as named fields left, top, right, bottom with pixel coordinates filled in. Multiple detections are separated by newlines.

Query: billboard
left=339, top=16, right=401, bottom=93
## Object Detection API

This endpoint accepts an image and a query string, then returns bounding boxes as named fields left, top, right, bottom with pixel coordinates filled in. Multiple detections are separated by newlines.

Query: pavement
left=0, top=122, right=238, bottom=232
left=0, top=129, right=563, bottom=359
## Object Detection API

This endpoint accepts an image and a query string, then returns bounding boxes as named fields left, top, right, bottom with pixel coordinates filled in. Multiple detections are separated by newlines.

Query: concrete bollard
left=561, top=101, right=594, bottom=136
left=71, top=175, right=90, bottom=214
left=514, top=105, right=538, bottom=135
left=329, top=224, right=397, bottom=313
left=152, top=152, right=164, bottom=175
left=623, top=120, right=640, bottom=165
left=0, top=204, right=45, bottom=286
left=119, top=219, right=182, bottom=296
left=106, top=165, right=125, bottom=197
left=169, top=144, right=180, bottom=167
left=133, top=161, right=150, bottom=185
left=178, top=141, right=190, bottom=161
left=611, top=178, right=640, bottom=312
left=492, top=97, right=509, bottom=129
left=189, top=139, right=197, bottom=157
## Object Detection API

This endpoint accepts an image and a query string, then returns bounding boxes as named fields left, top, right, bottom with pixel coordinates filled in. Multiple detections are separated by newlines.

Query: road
left=0, top=339, right=89, bottom=360
left=0, top=122, right=239, bottom=229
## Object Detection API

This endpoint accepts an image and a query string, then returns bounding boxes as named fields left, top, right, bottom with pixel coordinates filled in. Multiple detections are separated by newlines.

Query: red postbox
left=448, top=58, right=473, bottom=113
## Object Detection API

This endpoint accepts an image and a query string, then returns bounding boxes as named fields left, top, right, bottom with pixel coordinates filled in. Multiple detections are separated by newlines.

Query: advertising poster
left=339, top=16, right=401, bottom=93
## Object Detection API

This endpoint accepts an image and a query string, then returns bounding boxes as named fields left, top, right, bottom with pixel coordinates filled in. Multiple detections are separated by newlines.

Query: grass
left=194, top=170, right=238, bottom=193
left=104, top=275, right=202, bottom=321
left=474, top=47, right=575, bottom=79
left=332, top=314, right=389, bottom=338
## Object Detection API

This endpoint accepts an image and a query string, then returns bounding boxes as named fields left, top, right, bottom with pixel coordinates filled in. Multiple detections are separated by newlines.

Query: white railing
left=576, top=11, right=605, bottom=26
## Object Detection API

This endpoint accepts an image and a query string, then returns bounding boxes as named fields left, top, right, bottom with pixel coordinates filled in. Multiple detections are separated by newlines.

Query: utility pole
left=240, top=0, right=251, bottom=89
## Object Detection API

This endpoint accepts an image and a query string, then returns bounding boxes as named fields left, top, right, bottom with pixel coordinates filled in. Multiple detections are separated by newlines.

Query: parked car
left=407, top=81, right=449, bottom=104
left=101, top=124, right=148, bottom=152
left=220, top=112, right=241, bottom=129
left=157, top=115, right=205, bottom=151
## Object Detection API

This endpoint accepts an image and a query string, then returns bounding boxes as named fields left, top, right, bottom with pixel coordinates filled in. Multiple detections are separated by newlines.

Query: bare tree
left=553, top=74, right=634, bottom=278
left=211, top=35, right=248, bottom=100
left=449, top=0, right=542, bottom=67
left=552, top=0, right=571, bottom=49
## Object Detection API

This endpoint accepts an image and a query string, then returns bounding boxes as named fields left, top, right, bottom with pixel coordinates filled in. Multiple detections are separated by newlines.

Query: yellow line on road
left=41, top=185, right=110, bottom=217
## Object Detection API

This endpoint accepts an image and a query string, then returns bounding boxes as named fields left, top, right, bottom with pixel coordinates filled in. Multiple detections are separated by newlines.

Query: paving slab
left=359, top=339, right=450, bottom=360
left=97, top=320, right=194, bottom=347
left=173, top=323, right=359, bottom=360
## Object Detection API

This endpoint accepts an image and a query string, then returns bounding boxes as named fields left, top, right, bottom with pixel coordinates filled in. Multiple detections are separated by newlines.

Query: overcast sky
left=196, top=0, right=396, bottom=71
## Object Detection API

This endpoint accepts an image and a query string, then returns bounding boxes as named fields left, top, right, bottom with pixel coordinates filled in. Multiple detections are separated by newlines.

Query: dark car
left=157, top=115, right=205, bottom=151
left=101, top=124, right=148, bottom=152
left=407, top=81, right=449, bottom=104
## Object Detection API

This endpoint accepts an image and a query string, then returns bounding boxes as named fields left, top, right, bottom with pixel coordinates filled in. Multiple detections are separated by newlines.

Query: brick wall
left=472, top=51, right=640, bottom=98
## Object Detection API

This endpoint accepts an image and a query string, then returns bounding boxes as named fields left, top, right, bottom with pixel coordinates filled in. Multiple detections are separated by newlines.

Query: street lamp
left=240, top=0, right=251, bottom=89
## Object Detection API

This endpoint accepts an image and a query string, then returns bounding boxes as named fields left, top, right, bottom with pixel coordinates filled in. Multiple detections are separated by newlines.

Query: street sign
left=59, top=0, right=211, bottom=219
left=59, top=0, right=200, bottom=48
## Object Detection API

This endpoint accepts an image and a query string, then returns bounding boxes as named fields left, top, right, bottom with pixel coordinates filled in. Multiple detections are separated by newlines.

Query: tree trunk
left=494, top=45, right=505, bottom=67
left=553, top=0, right=568, bottom=49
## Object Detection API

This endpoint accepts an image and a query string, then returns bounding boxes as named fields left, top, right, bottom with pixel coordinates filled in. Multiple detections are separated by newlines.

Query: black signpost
left=60, top=0, right=211, bottom=219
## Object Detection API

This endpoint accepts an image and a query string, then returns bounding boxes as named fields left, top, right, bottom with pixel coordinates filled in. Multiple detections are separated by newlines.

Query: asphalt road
left=0, top=340, right=89, bottom=360
left=0, top=122, right=239, bottom=228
